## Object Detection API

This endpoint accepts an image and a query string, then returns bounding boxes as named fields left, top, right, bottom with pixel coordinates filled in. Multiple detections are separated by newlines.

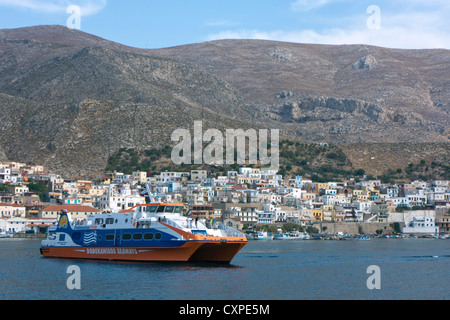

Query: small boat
left=356, top=235, right=371, bottom=241
left=0, top=231, right=13, bottom=238
left=40, top=202, right=247, bottom=263
left=247, top=231, right=273, bottom=240
left=274, top=231, right=309, bottom=240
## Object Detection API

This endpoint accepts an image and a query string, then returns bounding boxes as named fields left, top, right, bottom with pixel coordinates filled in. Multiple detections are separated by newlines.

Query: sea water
left=0, top=238, right=448, bottom=300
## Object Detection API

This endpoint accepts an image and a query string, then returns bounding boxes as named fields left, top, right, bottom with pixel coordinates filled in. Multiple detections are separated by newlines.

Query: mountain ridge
left=0, top=25, right=448, bottom=177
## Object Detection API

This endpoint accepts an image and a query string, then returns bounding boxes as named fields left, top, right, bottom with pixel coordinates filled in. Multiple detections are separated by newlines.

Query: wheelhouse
left=122, top=203, right=186, bottom=215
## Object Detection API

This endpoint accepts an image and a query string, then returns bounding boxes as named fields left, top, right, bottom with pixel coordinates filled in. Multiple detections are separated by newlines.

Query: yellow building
left=312, top=209, right=323, bottom=222
left=316, top=182, right=330, bottom=190
left=312, top=203, right=324, bottom=222
left=132, top=171, right=147, bottom=184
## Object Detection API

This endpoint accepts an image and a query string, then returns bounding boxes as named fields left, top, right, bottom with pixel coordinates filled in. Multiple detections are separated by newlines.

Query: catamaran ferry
left=40, top=202, right=247, bottom=263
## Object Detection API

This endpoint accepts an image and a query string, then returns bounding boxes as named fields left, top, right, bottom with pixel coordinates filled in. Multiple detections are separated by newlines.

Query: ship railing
left=215, top=222, right=246, bottom=238
left=159, top=217, right=184, bottom=230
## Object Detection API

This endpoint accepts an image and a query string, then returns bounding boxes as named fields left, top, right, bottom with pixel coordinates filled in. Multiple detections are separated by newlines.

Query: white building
left=98, top=185, right=145, bottom=211
left=147, top=172, right=189, bottom=185
left=7, top=185, right=29, bottom=196
left=406, top=194, right=427, bottom=207
left=0, top=203, right=26, bottom=218
left=355, top=201, right=372, bottom=213
left=390, top=197, right=409, bottom=207
left=257, top=210, right=276, bottom=224
left=402, top=217, right=439, bottom=234
left=0, top=168, right=11, bottom=183
left=0, top=217, right=28, bottom=233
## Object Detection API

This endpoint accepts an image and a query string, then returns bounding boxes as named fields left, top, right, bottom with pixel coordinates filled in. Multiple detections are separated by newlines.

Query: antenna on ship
left=144, top=184, right=157, bottom=203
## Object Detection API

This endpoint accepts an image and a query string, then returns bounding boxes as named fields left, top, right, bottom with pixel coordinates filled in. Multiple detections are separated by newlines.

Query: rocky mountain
left=152, top=40, right=449, bottom=143
left=0, top=25, right=448, bottom=177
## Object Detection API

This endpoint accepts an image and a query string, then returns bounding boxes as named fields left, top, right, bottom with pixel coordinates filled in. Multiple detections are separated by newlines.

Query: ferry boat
left=40, top=202, right=247, bottom=263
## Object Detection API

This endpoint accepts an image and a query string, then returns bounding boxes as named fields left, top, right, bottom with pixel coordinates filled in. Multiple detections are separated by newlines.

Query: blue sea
left=0, top=238, right=448, bottom=300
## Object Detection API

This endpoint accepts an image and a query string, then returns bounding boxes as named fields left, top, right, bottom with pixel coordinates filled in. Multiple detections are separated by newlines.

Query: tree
left=282, top=223, right=303, bottom=233
left=326, top=152, right=338, bottom=160
left=391, top=222, right=401, bottom=233
left=28, top=181, right=49, bottom=202
left=306, top=226, right=319, bottom=234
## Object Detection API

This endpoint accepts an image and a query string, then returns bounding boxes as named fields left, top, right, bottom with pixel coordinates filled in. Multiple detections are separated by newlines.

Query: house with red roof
left=40, top=204, right=101, bottom=219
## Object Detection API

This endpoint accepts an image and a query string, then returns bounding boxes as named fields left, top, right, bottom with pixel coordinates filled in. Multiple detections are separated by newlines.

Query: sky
left=0, top=0, right=449, bottom=50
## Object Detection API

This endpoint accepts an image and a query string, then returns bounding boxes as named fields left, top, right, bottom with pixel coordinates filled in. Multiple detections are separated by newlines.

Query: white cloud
left=206, top=26, right=450, bottom=50
left=0, top=0, right=106, bottom=16
left=206, top=3, right=450, bottom=49
left=291, top=0, right=334, bottom=12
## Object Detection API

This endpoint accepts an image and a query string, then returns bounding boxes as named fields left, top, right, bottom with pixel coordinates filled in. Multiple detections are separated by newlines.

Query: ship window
left=156, top=206, right=165, bottom=213
left=122, top=233, right=132, bottom=240
left=146, top=206, right=157, bottom=213
left=98, top=235, right=102, bottom=241
left=174, top=207, right=182, bottom=214
left=144, top=233, right=154, bottom=240
left=106, top=218, right=114, bottom=224
left=133, top=233, right=142, bottom=240
left=105, top=234, right=115, bottom=241
left=155, top=233, right=162, bottom=240
left=164, top=206, right=174, bottom=213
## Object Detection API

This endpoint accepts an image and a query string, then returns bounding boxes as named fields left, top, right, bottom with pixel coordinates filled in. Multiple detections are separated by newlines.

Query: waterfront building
left=402, top=216, right=439, bottom=234
left=26, top=218, right=57, bottom=234
left=0, top=203, right=26, bottom=218
left=40, top=204, right=101, bottom=219
left=0, top=217, right=28, bottom=233
left=434, top=206, right=450, bottom=234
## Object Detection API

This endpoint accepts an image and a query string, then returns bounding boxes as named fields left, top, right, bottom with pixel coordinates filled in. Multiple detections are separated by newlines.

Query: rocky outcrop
left=353, top=55, right=377, bottom=70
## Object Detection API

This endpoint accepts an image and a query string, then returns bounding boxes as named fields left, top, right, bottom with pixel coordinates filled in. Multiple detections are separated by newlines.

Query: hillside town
left=0, top=161, right=449, bottom=238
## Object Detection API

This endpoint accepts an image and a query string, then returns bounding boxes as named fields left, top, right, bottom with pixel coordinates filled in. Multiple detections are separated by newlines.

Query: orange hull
left=159, top=222, right=247, bottom=263
left=188, top=240, right=247, bottom=263
left=40, top=242, right=203, bottom=262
